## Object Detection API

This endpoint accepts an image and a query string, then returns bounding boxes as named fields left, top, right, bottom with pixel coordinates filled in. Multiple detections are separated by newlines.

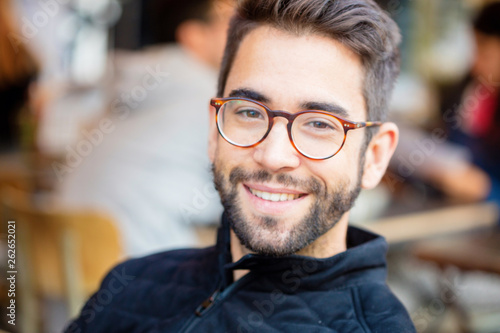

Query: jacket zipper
left=178, top=273, right=254, bottom=333
left=194, top=289, right=220, bottom=317
left=178, top=287, right=221, bottom=333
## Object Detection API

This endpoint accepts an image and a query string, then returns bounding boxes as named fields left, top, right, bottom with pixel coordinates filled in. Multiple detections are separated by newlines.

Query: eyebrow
left=228, top=88, right=271, bottom=103
left=300, top=101, right=350, bottom=119
left=227, top=88, right=351, bottom=119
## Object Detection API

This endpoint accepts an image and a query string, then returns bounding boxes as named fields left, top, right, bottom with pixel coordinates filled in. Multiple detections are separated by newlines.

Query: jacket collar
left=216, top=212, right=388, bottom=290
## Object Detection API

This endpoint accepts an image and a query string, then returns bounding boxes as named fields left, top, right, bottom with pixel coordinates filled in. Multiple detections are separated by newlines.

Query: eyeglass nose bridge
left=268, top=110, right=294, bottom=119
left=260, top=109, right=302, bottom=153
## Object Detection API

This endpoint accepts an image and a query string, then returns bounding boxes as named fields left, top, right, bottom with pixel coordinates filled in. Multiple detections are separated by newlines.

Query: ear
left=361, top=122, right=399, bottom=190
left=208, top=104, right=219, bottom=163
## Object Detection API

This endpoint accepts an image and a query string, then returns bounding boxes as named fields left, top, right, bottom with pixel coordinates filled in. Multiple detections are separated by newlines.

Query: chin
left=230, top=211, right=314, bottom=257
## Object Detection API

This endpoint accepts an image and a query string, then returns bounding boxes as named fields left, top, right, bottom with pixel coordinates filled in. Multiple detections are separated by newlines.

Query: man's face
left=210, top=26, right=368, bottom=256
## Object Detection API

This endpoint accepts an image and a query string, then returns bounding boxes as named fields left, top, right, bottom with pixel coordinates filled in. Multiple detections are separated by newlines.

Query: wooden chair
left=0, top=186, right=124, bottom=332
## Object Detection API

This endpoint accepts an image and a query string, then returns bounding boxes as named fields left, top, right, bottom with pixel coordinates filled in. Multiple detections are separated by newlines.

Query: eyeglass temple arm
left=354, top=121, right=382, bottom=129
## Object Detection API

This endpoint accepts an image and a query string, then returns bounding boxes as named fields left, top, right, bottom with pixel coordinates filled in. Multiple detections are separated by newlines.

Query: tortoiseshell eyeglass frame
left=210, top=97, right=382, bottom=160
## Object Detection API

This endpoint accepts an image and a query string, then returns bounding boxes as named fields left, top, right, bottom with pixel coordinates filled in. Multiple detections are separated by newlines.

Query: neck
left=230, top=215, right=349, bottom=281
left=230, top=231, right=251, bottom=281
left=296, top=217, right=348, bottom=258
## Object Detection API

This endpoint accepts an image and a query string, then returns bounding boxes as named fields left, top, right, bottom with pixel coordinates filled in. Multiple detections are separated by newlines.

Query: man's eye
left=236, top=109, right=264, bottom=119
left=307, top=121, right=334, bottom=130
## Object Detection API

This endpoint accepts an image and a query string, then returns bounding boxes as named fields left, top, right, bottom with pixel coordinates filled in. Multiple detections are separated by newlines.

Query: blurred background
left=0, top=0, right=499, bottom=332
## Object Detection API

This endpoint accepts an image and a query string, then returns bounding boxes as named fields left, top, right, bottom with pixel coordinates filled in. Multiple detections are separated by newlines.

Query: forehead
left=224, top=25, right=366, bottom=120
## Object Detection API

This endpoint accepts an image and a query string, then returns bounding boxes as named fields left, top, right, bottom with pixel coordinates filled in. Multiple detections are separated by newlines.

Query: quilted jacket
left=65, top=213, right=416, bottom=332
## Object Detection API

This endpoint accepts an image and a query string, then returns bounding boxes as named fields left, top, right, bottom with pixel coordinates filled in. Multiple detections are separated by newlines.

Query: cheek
left=295, top=131, right=365, bottom=189
left=341, top=132, right=365, bottom=169
left=304, top=156, right=356, bottom=192
left=214, top=140, right=250, bottom=170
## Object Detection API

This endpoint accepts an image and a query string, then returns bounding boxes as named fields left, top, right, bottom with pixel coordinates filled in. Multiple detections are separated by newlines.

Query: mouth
left=242, top=183, right=309, bottom=216
left=246, top=185, right=306, bottom=202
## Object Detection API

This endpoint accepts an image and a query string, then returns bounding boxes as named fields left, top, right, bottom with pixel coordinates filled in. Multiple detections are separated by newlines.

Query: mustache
left=227, top=167, right=323, bottom=195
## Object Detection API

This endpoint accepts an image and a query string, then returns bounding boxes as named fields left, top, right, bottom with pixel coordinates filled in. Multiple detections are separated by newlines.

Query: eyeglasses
left=210, top=97, right=382, bottom=160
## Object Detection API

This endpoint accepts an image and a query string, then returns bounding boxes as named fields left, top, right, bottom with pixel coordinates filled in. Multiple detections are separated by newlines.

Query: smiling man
left=66, top=0, right=416, bottom=332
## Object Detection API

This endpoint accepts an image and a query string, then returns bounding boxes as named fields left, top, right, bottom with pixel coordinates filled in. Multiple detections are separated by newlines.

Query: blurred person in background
left=56, top=0, right=233, bottom=257
left=438, top=1, right=500, bottom=206
left=0, top=0, right=40, bottom=152
left=390, top=2, right=500, bottom=205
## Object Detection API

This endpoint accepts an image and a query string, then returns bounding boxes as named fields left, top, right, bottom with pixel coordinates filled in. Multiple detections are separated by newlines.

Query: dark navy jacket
left=65, top=214, right=416, bottom=332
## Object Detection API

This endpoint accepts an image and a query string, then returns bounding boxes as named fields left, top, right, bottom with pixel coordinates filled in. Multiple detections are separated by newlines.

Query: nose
left=252, top=118, right=301, bottom=172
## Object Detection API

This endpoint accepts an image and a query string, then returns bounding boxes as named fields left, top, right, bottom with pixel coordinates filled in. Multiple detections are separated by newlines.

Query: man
left=57, top=0, right=233, bottom=256
left=66, top=0, right=416, bottom=331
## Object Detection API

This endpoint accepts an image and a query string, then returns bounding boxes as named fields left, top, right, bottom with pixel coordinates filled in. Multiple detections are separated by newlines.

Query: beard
left=212, top=162, right=363, bottom=257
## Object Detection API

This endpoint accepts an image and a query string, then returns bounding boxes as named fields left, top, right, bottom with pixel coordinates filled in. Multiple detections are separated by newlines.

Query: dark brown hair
left=217, top=0, right=401, bottom=126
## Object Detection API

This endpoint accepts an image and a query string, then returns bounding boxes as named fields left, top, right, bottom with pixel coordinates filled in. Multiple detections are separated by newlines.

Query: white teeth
left=270, top=193, right=281, bottom=202
left=249, top=188, right=301, bottom=202
left=261, top=191, right=271, bottom=200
